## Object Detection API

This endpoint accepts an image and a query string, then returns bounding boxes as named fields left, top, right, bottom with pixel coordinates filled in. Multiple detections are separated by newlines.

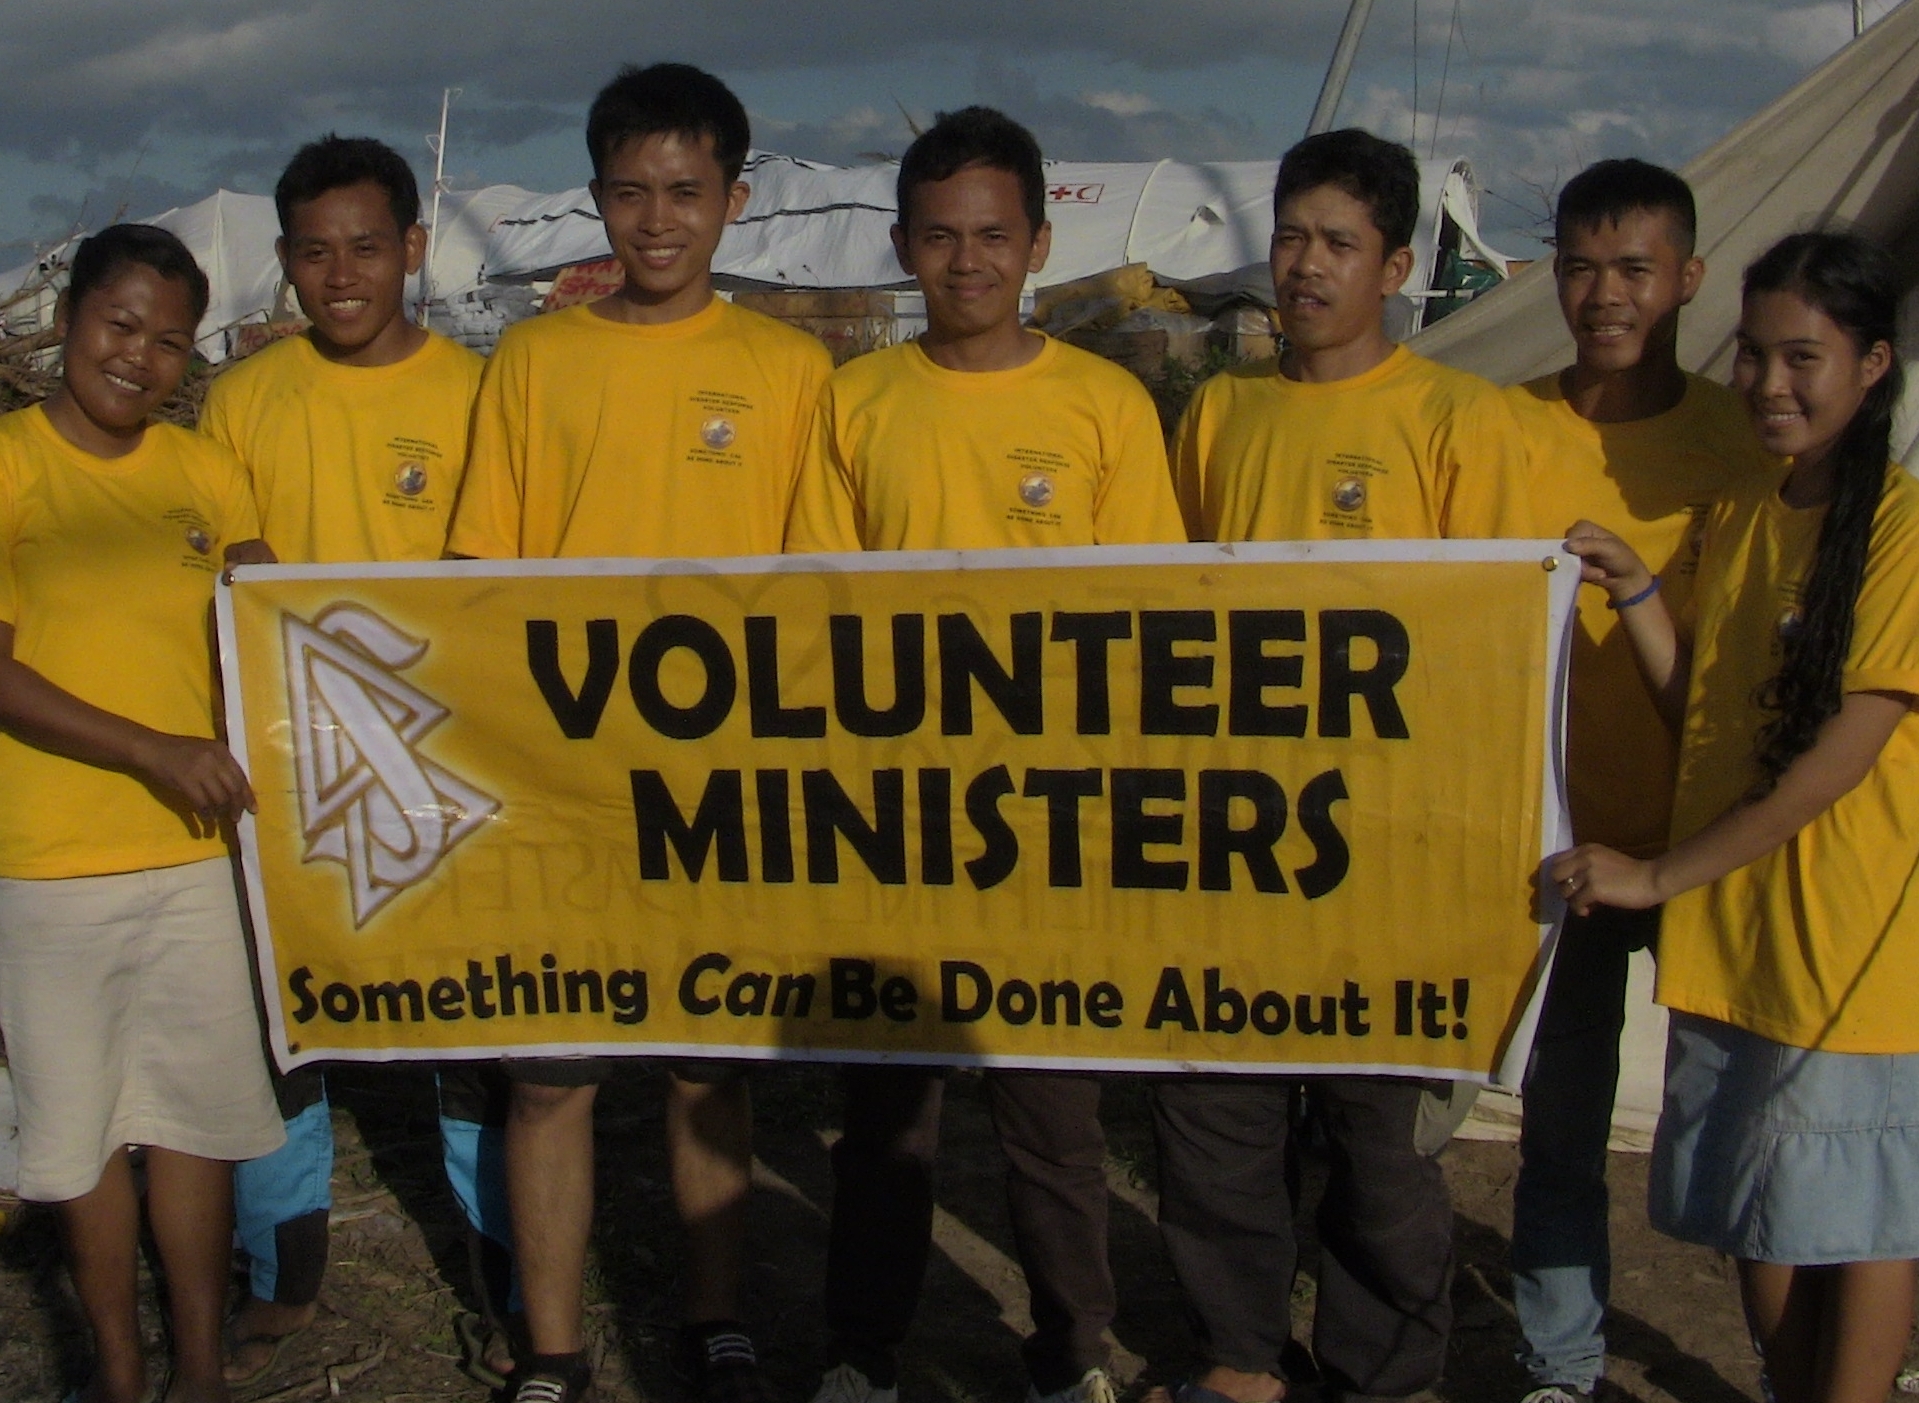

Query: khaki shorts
left=0, top=858, right=283, bottom=1201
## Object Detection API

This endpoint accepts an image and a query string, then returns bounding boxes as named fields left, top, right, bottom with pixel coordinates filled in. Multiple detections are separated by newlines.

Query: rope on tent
left=1430, top=0, right=1463, bottom=160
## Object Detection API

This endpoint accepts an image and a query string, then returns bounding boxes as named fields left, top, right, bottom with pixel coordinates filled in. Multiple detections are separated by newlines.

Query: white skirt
left=0, top=857, right=283, bottom=1201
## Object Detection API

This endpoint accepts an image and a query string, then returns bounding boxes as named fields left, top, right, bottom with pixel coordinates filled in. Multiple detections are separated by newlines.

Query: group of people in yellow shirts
left=0, top=55, right=1914, bottom=1403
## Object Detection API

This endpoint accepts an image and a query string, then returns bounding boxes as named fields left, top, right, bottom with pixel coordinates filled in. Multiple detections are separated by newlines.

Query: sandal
left=454, top=1310, right=515, bottom=1390
left=223, top=1322, right=305, bottom=1388
left=59, top=1384, right=160, bottom=1403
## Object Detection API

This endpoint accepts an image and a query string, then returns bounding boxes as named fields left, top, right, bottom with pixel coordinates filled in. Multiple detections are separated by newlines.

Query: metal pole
left=1855, top=0, right=1866, bottom=36
left=421, top=87, right=456, bottom=323
left=1307, top=0, right=1378, bottom=135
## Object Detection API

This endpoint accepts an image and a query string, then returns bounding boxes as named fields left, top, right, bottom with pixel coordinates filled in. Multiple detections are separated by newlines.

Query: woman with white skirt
left=0, top=224, right=283, bottom=1403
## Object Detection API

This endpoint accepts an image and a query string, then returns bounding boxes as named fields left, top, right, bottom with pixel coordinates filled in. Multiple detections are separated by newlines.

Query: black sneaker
left=675, top=1321, right=775, bottom=1403
left=506, top=1354, right=594, bottom=1403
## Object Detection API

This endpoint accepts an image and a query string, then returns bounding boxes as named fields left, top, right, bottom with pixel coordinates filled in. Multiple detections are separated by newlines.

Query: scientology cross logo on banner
left=282, top=603, right=496, bottom=925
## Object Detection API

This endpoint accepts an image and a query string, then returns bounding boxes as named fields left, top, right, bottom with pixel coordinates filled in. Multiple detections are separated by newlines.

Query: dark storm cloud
left=0, top=0, right=1882, bottom=251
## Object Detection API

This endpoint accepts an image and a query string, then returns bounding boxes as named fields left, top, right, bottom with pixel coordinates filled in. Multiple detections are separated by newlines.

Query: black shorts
left=667, top=1058, right=750, bottom=1086
left=498, top=1056, right=752, bottom=1087
left=501, top=1056, right=616, bottom=1087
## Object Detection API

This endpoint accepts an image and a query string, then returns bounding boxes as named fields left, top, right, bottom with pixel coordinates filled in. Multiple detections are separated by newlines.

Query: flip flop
left=59, top=1384, right=160, bottom=1403
left=454, top=1311, right=514, bottom=1390
left=1175, top=1386, right=1255, bottom=1403
left=223, top=1323, right=304, bottom=1388
left=1175, top=1384, right=1302, bottom=1403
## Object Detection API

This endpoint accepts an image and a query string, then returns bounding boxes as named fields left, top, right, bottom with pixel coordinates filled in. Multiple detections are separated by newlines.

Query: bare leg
left=56, top=1147, right=149, bottom=1403
left=145, top=1149, right=234, bottom=1403
left=506, top=1081, right=598, bottom=1355
left=1193, top=1367, right=1285, bottom=1403
left=1816, top=1259, right=1916, bottom=1403
left=1742, top=1261, right=1825, bottom=1403
left=667, top=1074, right=751, bottom=1324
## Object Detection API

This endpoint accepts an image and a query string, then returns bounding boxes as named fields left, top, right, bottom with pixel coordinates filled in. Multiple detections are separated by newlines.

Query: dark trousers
left=1152, top=1076, right=1455, bottom=1400
left=823, top=1065, right=1114, bottom=1392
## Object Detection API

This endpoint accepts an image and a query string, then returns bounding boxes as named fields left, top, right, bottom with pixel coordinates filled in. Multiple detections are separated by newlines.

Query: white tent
left=1, top=143, right=1512, bottom=358
left=423, top=183, right=540, bottom=302
left=1413, top=0, right=1919, bottom=447
left=0, top=191, right=288, bottom=361
left=481, top=152, right=1509, bottom=300
left=1423, top=0, right=1919, bottom=1146
left=0, top=183, right=520, bottom=362
left=150, top=190, right=285, bottom=352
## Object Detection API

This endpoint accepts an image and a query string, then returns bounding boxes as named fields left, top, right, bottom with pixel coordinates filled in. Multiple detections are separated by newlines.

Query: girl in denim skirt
left=1553, top=228, right=1919, bottom=1403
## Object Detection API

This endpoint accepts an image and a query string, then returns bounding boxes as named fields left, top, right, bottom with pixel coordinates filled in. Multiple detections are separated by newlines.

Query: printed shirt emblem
left=185, top=527, right=212, bottom=554
left=1332, top=477, right=1367, bottom=512
left=284, top=603, right=498, bottom=925
left=395, top=461, right=429, bottom=497
left=700, top=417, right=738, bottom=451
left=1019, top=471, right=1057, bottom=508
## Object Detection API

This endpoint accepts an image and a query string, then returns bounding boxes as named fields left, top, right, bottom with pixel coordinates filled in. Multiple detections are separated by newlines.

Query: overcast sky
left=0, top=0, right=1901, bottom=260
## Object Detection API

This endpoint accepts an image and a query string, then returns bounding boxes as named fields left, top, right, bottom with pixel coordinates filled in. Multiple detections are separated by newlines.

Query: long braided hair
left=1746, top=231, right=1904, bottom=790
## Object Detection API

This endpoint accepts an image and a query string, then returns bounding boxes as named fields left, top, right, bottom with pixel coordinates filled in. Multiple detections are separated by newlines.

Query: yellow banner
left=218, top=542, right=1576, bottom=1083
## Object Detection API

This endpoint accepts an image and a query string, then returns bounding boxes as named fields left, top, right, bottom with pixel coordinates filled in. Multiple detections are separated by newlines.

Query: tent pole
left=1307, top=0, right=1377, bottom=135
left=1855, top=0, right=1866, bottom=35
left=422, top=87, right=456, bottom=324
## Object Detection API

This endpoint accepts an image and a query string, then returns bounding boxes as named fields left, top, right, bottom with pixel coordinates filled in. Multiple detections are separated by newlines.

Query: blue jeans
left=1512, top=905, right=1658, bottom=1391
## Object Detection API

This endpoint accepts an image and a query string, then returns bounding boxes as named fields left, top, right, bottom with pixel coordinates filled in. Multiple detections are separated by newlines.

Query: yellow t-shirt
left=786, top=336, right=1185, bottom=551
left=0, top=407, right=260, bottom=878
left=1509, top=373, right=1767, bottom=854
left=1173, top=345, right=1534, bottom=543
left=1658, top=464, right=1919, bottom=1052
left=447, top=298, right=832, bottom=559
left=201, top=330, right=482, bottom=564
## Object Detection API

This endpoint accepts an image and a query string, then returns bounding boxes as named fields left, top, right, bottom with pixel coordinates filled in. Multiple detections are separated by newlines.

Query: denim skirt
left=1650, top=1011, right=1919, bottom=1263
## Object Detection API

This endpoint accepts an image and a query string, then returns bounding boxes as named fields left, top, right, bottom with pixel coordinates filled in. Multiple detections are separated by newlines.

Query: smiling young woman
left=0, top=224, right=282, bottom=1403
left=1555, top=230, right=1919, bottom=1403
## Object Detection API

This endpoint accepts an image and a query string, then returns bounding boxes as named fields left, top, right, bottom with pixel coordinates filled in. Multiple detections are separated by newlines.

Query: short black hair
left=68, top=223, right=210, bottom=326
left=275, top=135, right=421, bottom=238
left=1273, top=128, right=1420, bottom=253
left=586, top=63, right=750, bottom=184
left=1555, top=158, right=1697, bottom=257
left=896, top=105, right=1045, bottom=237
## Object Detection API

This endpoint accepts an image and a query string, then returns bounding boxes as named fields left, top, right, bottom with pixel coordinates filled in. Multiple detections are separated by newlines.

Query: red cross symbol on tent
left=1047, top=183, right=1105, bottom=203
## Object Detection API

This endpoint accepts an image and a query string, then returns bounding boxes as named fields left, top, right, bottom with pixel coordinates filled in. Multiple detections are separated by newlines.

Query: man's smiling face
left=279, top=179, right=425, bottom=366
left=1553, top=206, right=1703, bottom=377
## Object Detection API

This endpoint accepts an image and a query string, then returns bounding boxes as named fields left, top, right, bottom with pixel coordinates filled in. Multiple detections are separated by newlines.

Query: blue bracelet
left=1608, top=575, right=1662, bottom=611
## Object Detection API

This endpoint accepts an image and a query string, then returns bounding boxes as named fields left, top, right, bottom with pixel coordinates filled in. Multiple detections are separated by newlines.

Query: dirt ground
left=1, top=1062, right=1904, bottom=1403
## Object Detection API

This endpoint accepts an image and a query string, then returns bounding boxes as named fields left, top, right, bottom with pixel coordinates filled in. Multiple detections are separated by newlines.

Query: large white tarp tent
left=0, top=184, right=518, bottom=362
left=0, top=191, right=289, bottom=361
left=1413, top=0, right=1919, bottom=452
left=483, top=151, right=1509, bottom=300
left=0, top=148, right=1508, bottom=360
left=1422, top=0, right=1919, bottom=1147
